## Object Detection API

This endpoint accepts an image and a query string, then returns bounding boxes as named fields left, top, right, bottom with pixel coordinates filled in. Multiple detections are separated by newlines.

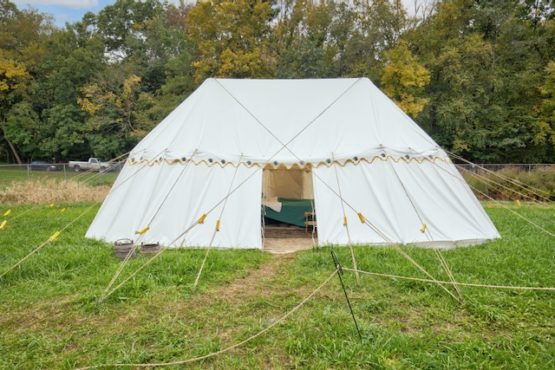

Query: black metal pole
left=331, top=250, right=362, bottom=340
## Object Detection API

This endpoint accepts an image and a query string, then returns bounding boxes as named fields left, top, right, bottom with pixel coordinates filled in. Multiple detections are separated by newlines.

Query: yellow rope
left=78, top=269, right=337, bottom=370
left=343, top=267, right=555, bottom=292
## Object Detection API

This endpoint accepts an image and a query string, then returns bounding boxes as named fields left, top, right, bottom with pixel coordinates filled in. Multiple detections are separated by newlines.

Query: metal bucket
left=114, top=239, right=135, bottom=260
left=141, top=242, right=161, bottom=256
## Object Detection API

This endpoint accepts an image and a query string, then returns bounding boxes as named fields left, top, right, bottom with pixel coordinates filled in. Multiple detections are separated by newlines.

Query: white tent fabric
left=86, top=78, right=500, bottom=249
left=87, top=163, right=262, bottom=248
left=313, top=160, right=499, bottom=247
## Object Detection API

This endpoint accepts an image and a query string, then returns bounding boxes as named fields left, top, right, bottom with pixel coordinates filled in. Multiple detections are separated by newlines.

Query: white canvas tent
left=86, top=78, right=499, bottom=249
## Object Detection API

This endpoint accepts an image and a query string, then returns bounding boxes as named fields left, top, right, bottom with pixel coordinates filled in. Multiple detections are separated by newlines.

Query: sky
left=13, top=0, right=426, bottom=28
left=13, top=0, right=112, bottom=26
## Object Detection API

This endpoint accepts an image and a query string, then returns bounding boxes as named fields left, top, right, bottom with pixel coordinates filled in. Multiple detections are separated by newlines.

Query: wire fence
left=0, top=162, right=123, bottom=188
left=456, top=163, right=554, bottom=173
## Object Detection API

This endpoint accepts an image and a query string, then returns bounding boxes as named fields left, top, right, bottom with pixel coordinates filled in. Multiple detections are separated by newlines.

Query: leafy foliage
left=381, top=41, right=430, bottom=117
left=0, top=0, right=553, bottom=163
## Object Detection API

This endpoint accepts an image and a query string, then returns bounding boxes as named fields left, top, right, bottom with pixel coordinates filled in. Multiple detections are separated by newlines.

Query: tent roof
left=131, top=78, right=442, bottom=165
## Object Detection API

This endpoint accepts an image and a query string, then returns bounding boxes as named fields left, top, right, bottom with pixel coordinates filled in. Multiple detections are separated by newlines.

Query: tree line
left=0, top=0, right=553, bottom=164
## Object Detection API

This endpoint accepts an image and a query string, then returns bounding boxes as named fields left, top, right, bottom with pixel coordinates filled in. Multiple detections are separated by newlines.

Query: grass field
left=0, top=202, right=553, bottom=369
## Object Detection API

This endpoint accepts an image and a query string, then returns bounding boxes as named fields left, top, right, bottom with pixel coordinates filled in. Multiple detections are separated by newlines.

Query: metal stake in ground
left=331, top=250, right=362, bottom=340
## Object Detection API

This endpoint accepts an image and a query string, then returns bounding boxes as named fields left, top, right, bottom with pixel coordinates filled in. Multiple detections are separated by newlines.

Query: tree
left=0, top=0, right=49, bottom=163
left=78, top=73, right=155, bottom=158
left=406, top=0, right=555, bottom=162
left=381, top=41, right=430, bottom=118
left=186, top=0, right=275, bottom=82
left=537, top=61, right=555, bottom=157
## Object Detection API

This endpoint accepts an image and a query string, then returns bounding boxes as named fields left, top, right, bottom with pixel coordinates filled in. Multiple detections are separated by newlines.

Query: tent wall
left=312, top=160, right=499, bottom=247
left=262, top=168, right=313, bottom=200
left=86, top=163, right=263, bottom=249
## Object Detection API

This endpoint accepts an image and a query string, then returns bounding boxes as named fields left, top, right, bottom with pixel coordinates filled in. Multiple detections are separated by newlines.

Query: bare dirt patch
left=216, top=254, right=296, bottom=300
left=264, top=238, right=315, bottom=254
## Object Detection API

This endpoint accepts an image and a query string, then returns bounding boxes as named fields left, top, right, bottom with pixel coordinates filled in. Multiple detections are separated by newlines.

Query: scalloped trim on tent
left=126, top=154, right=451, bottom=169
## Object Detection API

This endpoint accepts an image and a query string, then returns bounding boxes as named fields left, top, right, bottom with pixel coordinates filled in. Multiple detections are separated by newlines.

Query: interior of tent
left=262, top=167, right=317, bottom=251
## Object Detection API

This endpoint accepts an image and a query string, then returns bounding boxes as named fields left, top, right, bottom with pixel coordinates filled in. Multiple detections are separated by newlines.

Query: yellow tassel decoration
left=135, top=226, right=150, bottom=235
left=357, top=212, right=366, bottom=224
left=420, top=223, right=427, bottom=233
left=343, top=215, right=348, bottom=226
left=215, top=219, right=221, bottom=232
left=49, top=231, right=61, bottom=241
left=197, top=213, right=207, bottom=224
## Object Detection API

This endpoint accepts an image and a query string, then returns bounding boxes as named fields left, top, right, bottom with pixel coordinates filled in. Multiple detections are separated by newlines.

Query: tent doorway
left=261, top=167, right=317, bottom=253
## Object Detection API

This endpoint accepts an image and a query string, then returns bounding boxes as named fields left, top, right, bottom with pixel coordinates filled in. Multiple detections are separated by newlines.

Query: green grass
left=0, top=167, right=117, bottom=189
left=0, top=202, right=553, bottom=369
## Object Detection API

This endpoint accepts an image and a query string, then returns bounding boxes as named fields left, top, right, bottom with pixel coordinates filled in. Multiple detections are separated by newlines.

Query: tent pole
left=331, top=250, right=362, bottom=341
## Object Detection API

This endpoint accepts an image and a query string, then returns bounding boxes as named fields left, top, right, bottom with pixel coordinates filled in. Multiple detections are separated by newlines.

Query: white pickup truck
left=68, top=158, right=110, bottom=172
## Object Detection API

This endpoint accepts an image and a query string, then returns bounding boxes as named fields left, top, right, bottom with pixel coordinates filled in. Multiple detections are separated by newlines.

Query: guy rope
left=0, top=151, right=130, bottom=229
left=0, top=149, right=163, bottom=281
left=79, top=269, right=338, bottom=369
left=99, top=150, right=199, bottom=301
left=193, top=154, right=244, bottom=289
left=429, top=161, right=554, bottom=238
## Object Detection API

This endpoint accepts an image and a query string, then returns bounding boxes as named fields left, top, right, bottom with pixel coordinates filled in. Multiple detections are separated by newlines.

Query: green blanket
left=263, top=198, right=314, bottom=227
